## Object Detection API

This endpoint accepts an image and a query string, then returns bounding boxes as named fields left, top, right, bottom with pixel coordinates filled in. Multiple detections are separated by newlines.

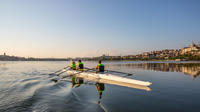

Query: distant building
left=181, top=42, right=200, bottom=54
left=3, top=53, right=6, bottom=56
left=198, top=42, right=200, bottom=47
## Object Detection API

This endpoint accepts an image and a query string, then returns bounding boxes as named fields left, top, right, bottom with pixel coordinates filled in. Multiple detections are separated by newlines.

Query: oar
left=120, top=73, right=133, bottom=77
left=51, top=75, right=71, bottom=82
left=84, top=67, right=134, bottom=76
left=56, top=78, right=95, bottom=86
left=53, top=69, right=93, bottom=82
left=73, top=68, right=97, bottom=75
left=105, top=69, right=134, bottom=76
left=49, top=66, right=70, bottom=75
left=55, top=70, right=68, bottom=76
left=84, top=67, right=99, bottom=72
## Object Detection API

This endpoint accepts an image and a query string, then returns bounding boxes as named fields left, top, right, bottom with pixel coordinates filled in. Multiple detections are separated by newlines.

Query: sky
left=0, top=0, right=200, bottom=58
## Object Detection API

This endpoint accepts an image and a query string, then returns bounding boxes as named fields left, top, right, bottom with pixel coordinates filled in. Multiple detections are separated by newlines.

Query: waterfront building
left=181, top=42, right=200, bottom=54
left=198, top=42, right=200, bottom=47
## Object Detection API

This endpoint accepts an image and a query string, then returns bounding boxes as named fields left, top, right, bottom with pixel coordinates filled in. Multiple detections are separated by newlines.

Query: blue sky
left=0, top=0, right=200, bottom=58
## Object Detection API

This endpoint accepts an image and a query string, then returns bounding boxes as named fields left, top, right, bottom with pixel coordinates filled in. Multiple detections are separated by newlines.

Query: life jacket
left=77, top=62, right=84, bottom=70
left=71, top=64, right=76, bottom=70
left=98, top=64, right=104, bottom=72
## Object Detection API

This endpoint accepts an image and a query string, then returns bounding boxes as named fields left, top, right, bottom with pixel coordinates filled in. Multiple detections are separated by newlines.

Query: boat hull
left=65, top=70, right=152, bottom=87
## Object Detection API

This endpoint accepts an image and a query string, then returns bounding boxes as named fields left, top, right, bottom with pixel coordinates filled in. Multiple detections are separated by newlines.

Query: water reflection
left=109, top=63, right=200, bottom=79
left=62, top=72, right=151, bottom=100
left=62, top=71, right=151, bottom=91
left=71, top=76, right=84, bottom=88
left=68, top=76, right=105, bottom=99
left=95, top=83, right=105, bottom=99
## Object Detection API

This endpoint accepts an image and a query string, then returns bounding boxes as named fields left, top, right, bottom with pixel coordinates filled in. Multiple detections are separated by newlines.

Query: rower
left=71, top=61, right=76, bottom=70
left=95, top=60, right=104, bottom=72
left=77, top=60, right=84, bottom=71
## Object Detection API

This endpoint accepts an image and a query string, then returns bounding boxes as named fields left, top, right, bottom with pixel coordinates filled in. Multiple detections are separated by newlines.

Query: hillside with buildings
left=1, top=42, right=200, bottom=61
left=123, top=42, right=200, bottom=61
left=79, top=42, right=200, bottom=61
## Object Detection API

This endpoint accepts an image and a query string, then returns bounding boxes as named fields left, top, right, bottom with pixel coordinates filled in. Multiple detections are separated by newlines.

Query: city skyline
left=0, top=0, right=200, bottom=58
left=1, top=42, right=199, bottom=60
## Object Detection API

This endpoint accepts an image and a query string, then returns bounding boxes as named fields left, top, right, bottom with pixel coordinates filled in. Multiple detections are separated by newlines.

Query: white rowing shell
left=65, top=70, right=152, bottom=87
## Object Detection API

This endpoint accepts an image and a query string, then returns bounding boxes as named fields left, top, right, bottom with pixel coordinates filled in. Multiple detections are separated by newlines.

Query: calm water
left=0, top=61, right=200, bottom=112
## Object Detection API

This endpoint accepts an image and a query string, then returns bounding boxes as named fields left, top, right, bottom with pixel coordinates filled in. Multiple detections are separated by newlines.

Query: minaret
left=198, top=42, right=200, bottom=47
left=190, top=42, right=195, bottom=48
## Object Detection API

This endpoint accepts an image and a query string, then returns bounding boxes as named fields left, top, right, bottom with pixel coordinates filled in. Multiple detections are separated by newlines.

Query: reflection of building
left=141, top=63, right=200, bottom=79
left=107, top=63, right=200, bottom=79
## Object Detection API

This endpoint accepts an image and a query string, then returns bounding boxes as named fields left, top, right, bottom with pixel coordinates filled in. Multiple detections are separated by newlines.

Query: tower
left=3, top=53, right=6, bottom=56
left=190, top=42, right=195, bottom=48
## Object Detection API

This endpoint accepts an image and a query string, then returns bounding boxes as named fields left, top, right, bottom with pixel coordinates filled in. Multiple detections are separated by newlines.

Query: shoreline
left=0, top=60, right=200, bottom=63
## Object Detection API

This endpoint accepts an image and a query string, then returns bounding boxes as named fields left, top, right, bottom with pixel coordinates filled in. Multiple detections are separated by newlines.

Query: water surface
left=0, top=61, right=200, bottom=112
